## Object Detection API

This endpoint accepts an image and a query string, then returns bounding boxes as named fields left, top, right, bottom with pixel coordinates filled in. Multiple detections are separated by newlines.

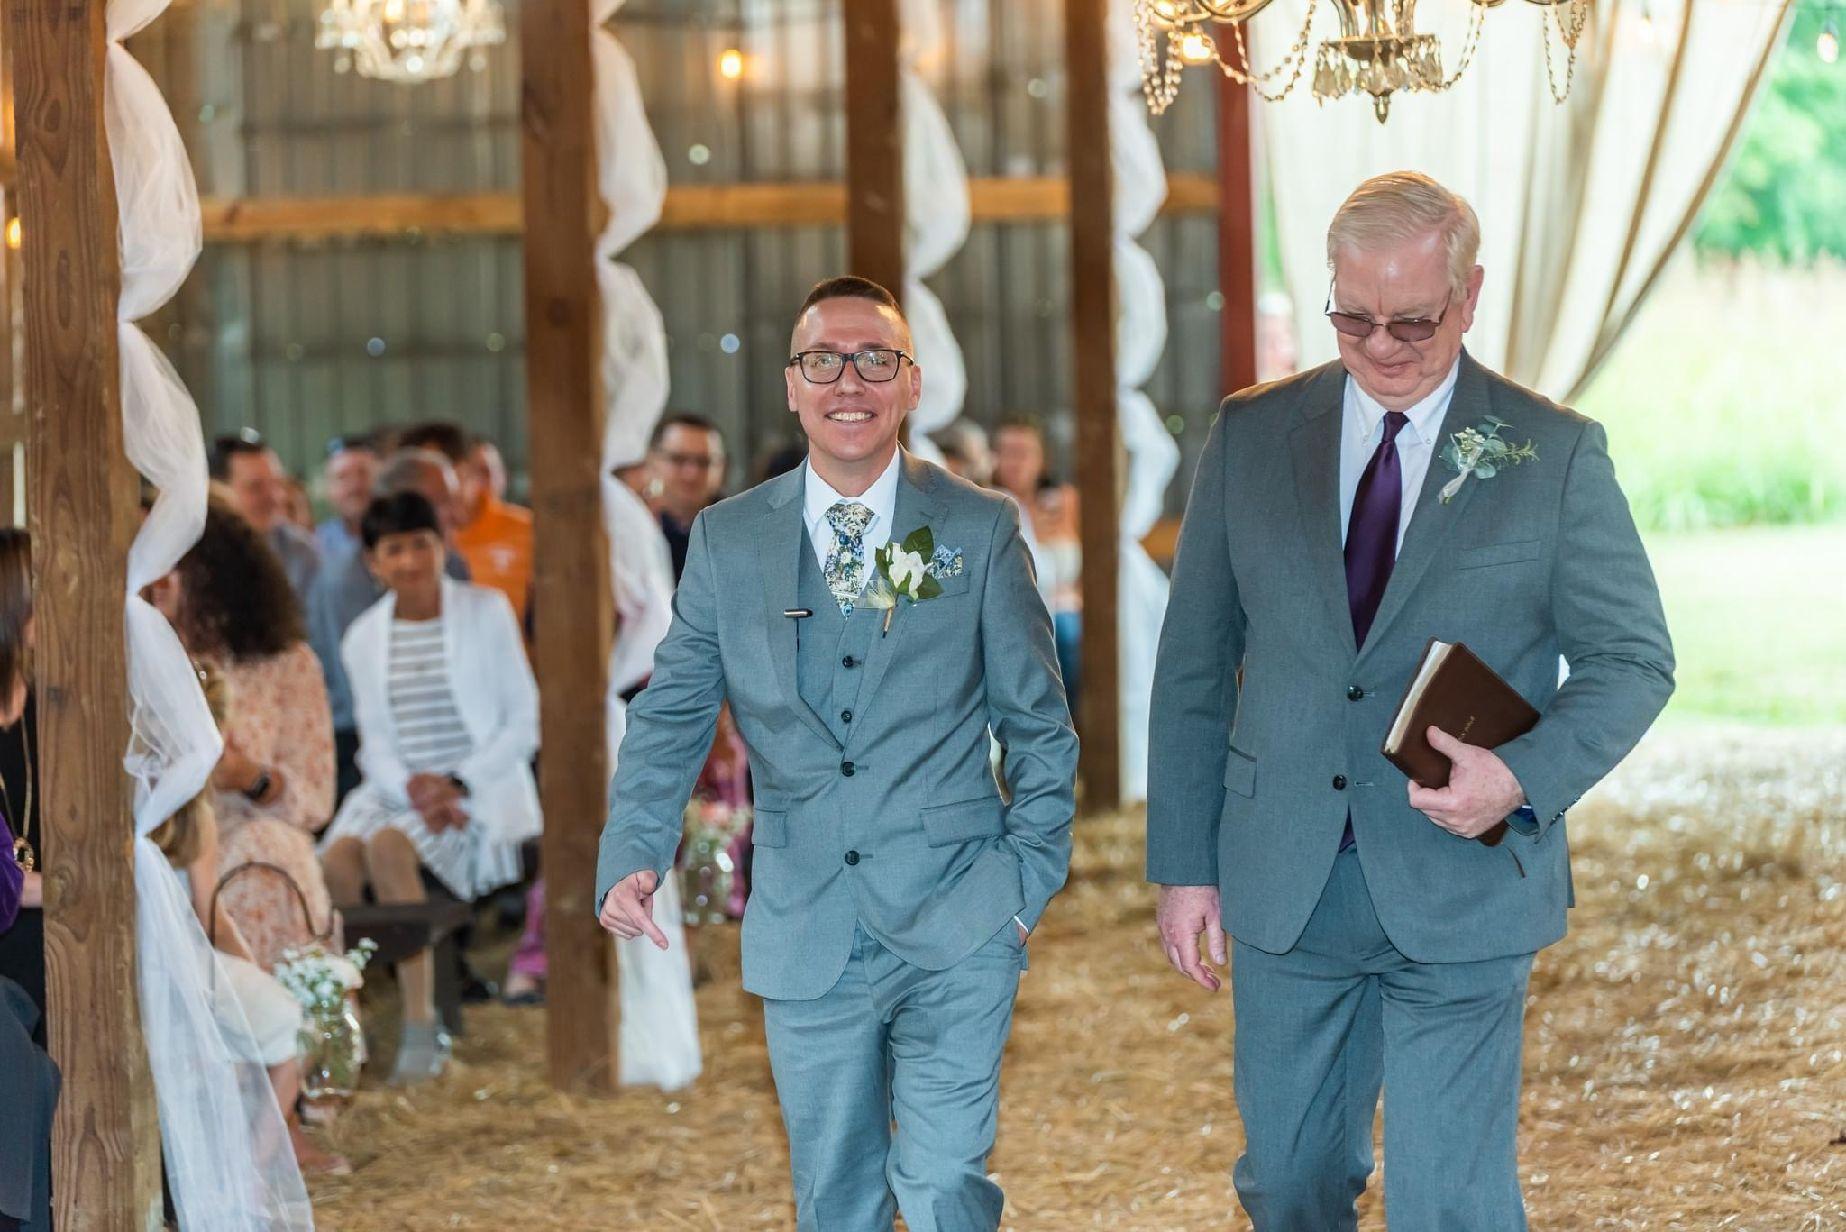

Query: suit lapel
left=1356, top=353, right=1490, bottom=660
left=1288, top=364, right=1360, bottom=660
left=758, top=466, right=843, bottom=751
left=848, top=452, right=945, bottom=729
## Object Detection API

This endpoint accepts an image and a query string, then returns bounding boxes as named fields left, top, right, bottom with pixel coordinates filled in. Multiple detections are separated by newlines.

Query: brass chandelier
left=315, top=0, right=507, bottom=84
left=1135, top=0, right=1591, bottom=122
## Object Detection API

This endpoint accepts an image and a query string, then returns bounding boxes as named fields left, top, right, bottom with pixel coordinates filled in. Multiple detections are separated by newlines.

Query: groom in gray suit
left=597, top=276, right=1077, bottom=1230
left=1147, top=172, right=1675, bottom=1228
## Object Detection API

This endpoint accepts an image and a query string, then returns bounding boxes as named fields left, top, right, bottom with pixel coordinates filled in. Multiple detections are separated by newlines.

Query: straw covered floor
left=308, top=727, right=1846, bottom=1230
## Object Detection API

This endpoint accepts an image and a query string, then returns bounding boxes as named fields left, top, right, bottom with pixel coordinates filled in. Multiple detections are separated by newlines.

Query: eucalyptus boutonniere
left=1440, top=417, right=1538, bottom=504
left=864, top=526, right=963, bottom=636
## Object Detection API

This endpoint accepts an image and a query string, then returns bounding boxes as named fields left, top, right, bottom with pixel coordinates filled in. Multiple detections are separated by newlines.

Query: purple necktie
left=1344, top=411, right=1410, bottom=649
left=1338, top=410, right=1408, bottom=853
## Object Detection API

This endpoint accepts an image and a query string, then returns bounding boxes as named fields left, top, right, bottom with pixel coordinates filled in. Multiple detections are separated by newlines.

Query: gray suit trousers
left=762, top=923, right=1026, bottom=1232
left=1231, top=850, right=1533, bottom=1231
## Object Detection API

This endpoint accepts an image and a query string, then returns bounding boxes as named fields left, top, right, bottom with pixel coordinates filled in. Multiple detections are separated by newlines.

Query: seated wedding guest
left=320, top=492, right=540, bottom=1083
left=315, top=433, right=381, bottom=562
left=752, top=440, right=807, bottom=487
left=211, top=430, right=322, bottom=604
left=451, top=434, right=534, bottom=629
left=150, top=662, right=348, bottom=1176
left=0, top=970, right=53, bottom=1232
left=308, top=448, right=471, bottom=804
left=930, top=418, right=995, bottom=486
left=149, top=501, right=338, bottom=971
left=648, top=413, right=728, bottom=581
left=0, top=686, right=42, bottom=1034
left=478, top=440, right=510, bottom=502
left=285, top=477, right=315, bottom=534
left=994, top=418, right=1084, bottom=713
left=0, top=529, right=56, bottom=1232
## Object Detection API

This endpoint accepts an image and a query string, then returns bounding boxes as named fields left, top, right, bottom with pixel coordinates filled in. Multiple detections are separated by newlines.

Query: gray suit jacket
left=598, top=452, right=1078, bottom=1000
left=1147, top=354, right=1674, bottom=962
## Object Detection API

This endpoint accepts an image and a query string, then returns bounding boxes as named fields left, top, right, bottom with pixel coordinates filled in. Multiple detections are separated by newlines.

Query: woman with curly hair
left=149, top=500, right=337, bottom=970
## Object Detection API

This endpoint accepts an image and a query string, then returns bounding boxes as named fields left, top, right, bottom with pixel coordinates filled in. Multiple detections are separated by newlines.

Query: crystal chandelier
left=1136, top=0, right=1590, bottom=122
left=316, top=0, right=507, bottom=84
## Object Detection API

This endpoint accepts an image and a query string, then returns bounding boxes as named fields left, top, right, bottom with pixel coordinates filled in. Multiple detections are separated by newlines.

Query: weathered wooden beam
left=188, top=175, right=1224, bottom=243
left=11, top=0, right=164, bottom=1223
left=1217, top=73, right=1259, bottom=396
left=203, top=190, right=525, bottom=241
left=842, top=0, right=905, bottom=297
left=521, top=0, right=619, bottom=1093
left=1066, top=0, right=1121, bottom=812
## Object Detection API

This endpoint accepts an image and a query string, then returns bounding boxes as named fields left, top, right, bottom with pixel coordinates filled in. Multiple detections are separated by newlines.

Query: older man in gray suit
left=1148, top=172, right=1675, bottom=1229
left=598, top=276, right=1077, bottom=1231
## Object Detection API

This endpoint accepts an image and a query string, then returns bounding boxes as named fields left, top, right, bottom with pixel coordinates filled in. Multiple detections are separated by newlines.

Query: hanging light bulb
left=718, top=48, right=746, bottom=80
left=3, top=218, right=19, bottom=251
left=1818, top=17, right=1840, bottom=63
left=1637, top=0, right=1656, bottom=45
left=1178, top=31, right=1215, bottom=63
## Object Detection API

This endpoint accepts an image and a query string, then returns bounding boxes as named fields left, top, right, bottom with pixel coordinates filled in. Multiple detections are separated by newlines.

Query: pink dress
left=210, top=642, right=339, bottom=969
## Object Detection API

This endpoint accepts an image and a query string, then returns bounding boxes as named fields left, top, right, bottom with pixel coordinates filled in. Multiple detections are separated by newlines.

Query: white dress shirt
left=1337, top=359, right=1461, bottom=555
left=802, top=448, right=903, bottom=572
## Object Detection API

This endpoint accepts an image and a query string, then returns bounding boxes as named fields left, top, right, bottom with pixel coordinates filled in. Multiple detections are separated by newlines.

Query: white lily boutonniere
left=1439, top=416, right=1538, bottom=504
left=864, top=526, right=964, bottom=635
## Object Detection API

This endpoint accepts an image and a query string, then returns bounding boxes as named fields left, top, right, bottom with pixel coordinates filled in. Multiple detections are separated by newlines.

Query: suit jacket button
left=841, top=761, right=856, bottom=777
left=844, top=850, right=860, bottom=866
left=842, top=655, right=858, bottom=669
left=1332, top=775, right=1348, bottom=790
left=1347, top=685, right=1365, bottom=701
left=841, top=709, right=853, bottom=723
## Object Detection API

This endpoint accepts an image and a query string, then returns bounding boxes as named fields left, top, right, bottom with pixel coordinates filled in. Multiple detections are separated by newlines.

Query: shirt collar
left=803, top=447, right=903, bottom=533
left=1346, top=357, right=1461, bottom=447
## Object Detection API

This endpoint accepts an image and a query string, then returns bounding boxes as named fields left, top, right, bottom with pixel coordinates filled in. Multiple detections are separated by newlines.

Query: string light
left=1819, top=17, right=1840, bottom=63
left=3, top=218, right=18, bottom=251
left=718, top=48, right=745, bottom=80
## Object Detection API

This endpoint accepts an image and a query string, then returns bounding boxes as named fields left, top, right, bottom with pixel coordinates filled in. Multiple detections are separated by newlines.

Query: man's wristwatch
left=242, top=770, right=273, bottom=803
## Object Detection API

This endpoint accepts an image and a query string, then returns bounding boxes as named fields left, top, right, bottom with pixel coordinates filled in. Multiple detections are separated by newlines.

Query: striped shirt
left=387, top=618, right=473, bottom=773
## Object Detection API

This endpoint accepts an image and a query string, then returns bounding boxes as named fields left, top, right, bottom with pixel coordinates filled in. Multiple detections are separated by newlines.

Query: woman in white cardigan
left=320, top=491, right=540, bottom=1083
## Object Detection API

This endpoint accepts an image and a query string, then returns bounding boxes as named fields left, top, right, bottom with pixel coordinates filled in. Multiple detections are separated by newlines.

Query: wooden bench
left=336, top=897, right=474, bottom=1037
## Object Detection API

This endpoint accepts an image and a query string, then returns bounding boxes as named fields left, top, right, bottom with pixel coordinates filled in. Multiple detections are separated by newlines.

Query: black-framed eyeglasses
left=787, top=348, right=913, bottom=385
left=1325, top=282, right=1453, bottom=343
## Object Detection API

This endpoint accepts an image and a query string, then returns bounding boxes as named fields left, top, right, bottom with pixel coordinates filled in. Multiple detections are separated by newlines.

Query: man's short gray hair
left=375, top=447, right=456, bottom=497
left=1327, top=171, right=1481, bottom=297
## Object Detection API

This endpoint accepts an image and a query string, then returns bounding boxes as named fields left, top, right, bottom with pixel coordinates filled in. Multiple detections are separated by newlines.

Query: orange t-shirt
left=455, top=497, right=535, bottom=627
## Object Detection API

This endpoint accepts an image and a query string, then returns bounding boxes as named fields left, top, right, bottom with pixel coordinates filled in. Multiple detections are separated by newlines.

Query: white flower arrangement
left=275, top=938, right=378, bottom=1015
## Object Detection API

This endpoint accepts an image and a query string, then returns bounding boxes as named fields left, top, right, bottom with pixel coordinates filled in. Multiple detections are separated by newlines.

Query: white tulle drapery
left=1253, top=0, right=1789, bottom=401
left=1108, top=0, right=1182, bottom=803
left=898, top=0, right=972, bottom=460
left=105, top=0, right=314, bottom=1224
left=591, top=0, right=701, bottom=1092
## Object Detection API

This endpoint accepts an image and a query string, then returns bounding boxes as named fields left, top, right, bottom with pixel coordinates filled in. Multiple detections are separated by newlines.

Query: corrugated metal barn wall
left=139, top=0, right=1221, bottom=507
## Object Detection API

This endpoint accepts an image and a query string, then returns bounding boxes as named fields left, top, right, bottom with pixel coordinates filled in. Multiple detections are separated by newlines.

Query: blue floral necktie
left=823, top=501, right=875, bottom=616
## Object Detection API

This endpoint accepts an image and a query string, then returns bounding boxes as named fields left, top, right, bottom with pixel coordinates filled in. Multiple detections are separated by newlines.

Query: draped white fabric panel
left=105, top=0, right=313, bottom=1222
left=900, top=0, right=973, bottom=461
left=592, top=0, right=701, bottom=1092
left=1109, top=0, right=1182, bottom=803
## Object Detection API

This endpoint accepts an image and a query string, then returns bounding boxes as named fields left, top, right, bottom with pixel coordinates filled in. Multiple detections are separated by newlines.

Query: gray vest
left=795, top=539, right=881, bottom=748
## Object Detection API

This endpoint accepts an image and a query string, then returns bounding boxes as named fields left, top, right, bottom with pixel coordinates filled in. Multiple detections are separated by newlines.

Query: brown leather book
left=1382, top=639, right=1540, bottom=789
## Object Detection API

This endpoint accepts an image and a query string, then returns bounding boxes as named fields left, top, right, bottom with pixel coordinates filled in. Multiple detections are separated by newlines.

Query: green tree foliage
left=1694, top=8, right=1846, bottom=263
